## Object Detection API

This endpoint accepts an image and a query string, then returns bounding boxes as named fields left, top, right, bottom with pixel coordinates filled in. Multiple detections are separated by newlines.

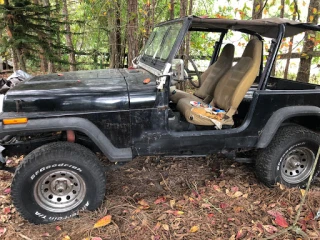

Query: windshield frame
left=138, top=17, right=191, bottom=74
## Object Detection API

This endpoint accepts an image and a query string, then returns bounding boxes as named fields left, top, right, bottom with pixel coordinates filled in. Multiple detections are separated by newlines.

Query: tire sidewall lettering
left=34, top=201, right=90, bottom=221
left=30, top=164, right=82, bottom=180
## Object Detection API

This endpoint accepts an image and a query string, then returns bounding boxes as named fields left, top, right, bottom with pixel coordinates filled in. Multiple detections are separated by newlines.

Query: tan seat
left=177, top=39, right=262, bottom=128
left=170, top=44, right=235, bottom=104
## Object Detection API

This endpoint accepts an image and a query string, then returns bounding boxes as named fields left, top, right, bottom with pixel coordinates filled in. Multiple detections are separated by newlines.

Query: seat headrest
left=219, top=44, right=235, bottom=59
left=242, top=39, right=262, bottom=58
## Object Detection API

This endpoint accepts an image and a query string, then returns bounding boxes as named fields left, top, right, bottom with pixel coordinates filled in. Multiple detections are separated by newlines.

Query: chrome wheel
left=281, top=147, right=315, bottom=184
left=34, top=169, right=86, bottom=213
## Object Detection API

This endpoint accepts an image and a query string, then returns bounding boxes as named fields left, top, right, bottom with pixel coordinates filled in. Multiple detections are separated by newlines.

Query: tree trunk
left=170, top=0, right=175, bottom=20
left=185, top=0, right=193, bottom=61
left=32, top=0, right=48, bottom=73
left=16, top=49, right=26, bottom=72
left=108, top=10, right=116, bottom=68
left=283, top=0, right=297, bottom=79
left=128, top=0, right=138, bottom=66
left=252, top=0, right=263, bottom=19
left=4, top=0, right=20, bottom=71
left=116, top=1, right=122, bottom=68
left=12, top=49, right=19, bottom=71
left=108, top=2, right=122, bottom=68
left=55, top=0, right=62, bottom=71
left=62, top=0, right=76, bottom=71
left=42, top=0, right=55, bottom=73
left=179, top=0, right=187, bottom=57
left=296, top=0, right=320, bottom=82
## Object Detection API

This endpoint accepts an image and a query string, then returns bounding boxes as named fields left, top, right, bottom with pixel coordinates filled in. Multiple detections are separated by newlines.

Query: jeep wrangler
left=0, top=16, right=319, bottom=224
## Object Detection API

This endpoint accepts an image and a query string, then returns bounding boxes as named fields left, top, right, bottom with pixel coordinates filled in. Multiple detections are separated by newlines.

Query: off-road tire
left=11, top=142, right=106, bottom=224
left=255, top=125, right=320, bottom=188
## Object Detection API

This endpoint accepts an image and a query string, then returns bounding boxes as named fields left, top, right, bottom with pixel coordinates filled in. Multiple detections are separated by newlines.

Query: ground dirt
left=1, top=154, right=320, bottom=240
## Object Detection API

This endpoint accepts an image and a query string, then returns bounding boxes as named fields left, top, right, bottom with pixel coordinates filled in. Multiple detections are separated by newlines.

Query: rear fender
left=256, top=106, right=320, bottom=148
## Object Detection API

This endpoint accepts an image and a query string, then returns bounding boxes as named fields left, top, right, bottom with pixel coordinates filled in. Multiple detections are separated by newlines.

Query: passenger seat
left=170, top=44, right=235, bottom=104
left=177, top=39, right=262, bottom=128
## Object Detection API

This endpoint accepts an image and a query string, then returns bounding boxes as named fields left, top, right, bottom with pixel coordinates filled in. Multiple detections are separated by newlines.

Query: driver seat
left=170, top=44, right=235, bottom=104
left=177, top=39, right=262, bottom=129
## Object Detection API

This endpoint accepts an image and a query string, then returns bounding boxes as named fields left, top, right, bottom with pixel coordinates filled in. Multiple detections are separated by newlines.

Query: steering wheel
left=184, top=55, right=202, bottom=88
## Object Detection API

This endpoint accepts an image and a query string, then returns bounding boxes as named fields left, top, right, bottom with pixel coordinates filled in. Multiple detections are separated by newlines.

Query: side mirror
left=172, top=59, right=188, bottom=81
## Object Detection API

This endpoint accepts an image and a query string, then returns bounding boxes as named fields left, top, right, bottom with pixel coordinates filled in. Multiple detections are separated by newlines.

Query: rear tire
left=11, top=142, right=106, bottom=224
left=255, top=125, right=320, bottom=188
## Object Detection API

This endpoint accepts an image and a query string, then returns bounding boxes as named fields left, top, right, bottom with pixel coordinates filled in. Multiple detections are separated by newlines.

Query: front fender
left=0, top=117, right=132, bottom=162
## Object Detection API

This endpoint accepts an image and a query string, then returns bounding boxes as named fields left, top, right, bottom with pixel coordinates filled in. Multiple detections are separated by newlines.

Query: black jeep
left=0, top=16, right=320, bottom=224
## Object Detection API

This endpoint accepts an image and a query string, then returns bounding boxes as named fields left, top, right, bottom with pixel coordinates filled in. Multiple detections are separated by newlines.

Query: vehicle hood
left=3, top=69, right=157, bottom=112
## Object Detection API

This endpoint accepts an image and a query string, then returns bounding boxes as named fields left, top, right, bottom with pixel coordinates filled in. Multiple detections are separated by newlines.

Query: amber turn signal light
left=143, top=78, right=151, bottom=84
left=3, top=118, right=28, bottom=125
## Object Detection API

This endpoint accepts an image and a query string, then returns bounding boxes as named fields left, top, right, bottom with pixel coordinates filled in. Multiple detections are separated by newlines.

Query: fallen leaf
left=300, top=189, right=306, bottom=196
left=219, top=202, right=228, bottom=209
left=0, top=228, right=6, bottom=237
left=236, top=229, right=246, bottom=239
left=170, top=199, right=175, bottom=209
left=166, top=210, right=184, bottom=216
left=229, top=234, right=236, bottom=240
left=275, top=215, right=288, bottom=228
left=55, top=226, right=62, bottom=231
left=269, top=203, right=276, bottom=208
left=263, top=225, right=278, bottom=234
left=219, top=180, right=226, bottom=187
left=298, top=220, right=307, bottom=231
left=189, top=225, right=199, bottom=233
left=233, top=206, right=243, bottom=213
left=213, top=185, right=221, bottom=192
left=62, top=236, right=71, bottom=240
left=162, top=224, right=169, bottom=231
left=3, top=188, right=10, bottom=194
left=93, top=215, right=112, bottom=229
left=231, top=186, right=239, bottom=192
left=41, top=233, right=50, bottom=237
left=267, top=210, right=283, bottom=218
left=277, top=183, right=286, bottom=190
left=133, top=208, right=141, bottom=214
left=303, top=211, right=314, bottom=221
left=153, top=222, right=161, bottom=231
left=3, top=207, right=10, bottom=214
left=254, top=223, right=264, bottom=234
left=242, top=193, right=248, bottom=198
left=138, top=199, right=149, bottom=207
left=157, top=214, right=167, bottom=221
left=154, top=196, right=166, bottom=204
left=201, top=203, right=211, bottom=209
left=232, top=191, right=243, bottom=198
left=91, top=237, right=102, bottom=240
left=138, top=199, right=150, bottom=209
left=207, top=213, right=214, bottom=218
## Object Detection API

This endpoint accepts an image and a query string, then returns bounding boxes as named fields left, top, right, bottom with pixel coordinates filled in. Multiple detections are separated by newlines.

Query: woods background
left=0, top=0, right=319, bottom=83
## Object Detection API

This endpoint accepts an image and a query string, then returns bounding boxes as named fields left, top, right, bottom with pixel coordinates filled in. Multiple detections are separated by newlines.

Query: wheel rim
left=34, top=169, right=86, bottom=213
left=281, top=147, right=315, bottom=184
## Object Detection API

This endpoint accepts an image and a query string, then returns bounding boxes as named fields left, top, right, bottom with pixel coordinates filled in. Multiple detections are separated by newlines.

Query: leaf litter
left=0, top=154, right=319, bottom=239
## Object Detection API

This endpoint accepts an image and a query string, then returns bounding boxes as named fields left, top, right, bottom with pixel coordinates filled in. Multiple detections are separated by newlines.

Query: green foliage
left=0, top=0, right=319, bottom=72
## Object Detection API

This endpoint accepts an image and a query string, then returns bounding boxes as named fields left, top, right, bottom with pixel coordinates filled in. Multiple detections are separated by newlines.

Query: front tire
left=11, top=142, right=106, bottom=224
left=255, top=125, right=320, bottom=188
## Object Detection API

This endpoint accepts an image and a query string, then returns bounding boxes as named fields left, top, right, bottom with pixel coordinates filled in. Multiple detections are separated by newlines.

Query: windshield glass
left=141, top=22, right=183, bottom=62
